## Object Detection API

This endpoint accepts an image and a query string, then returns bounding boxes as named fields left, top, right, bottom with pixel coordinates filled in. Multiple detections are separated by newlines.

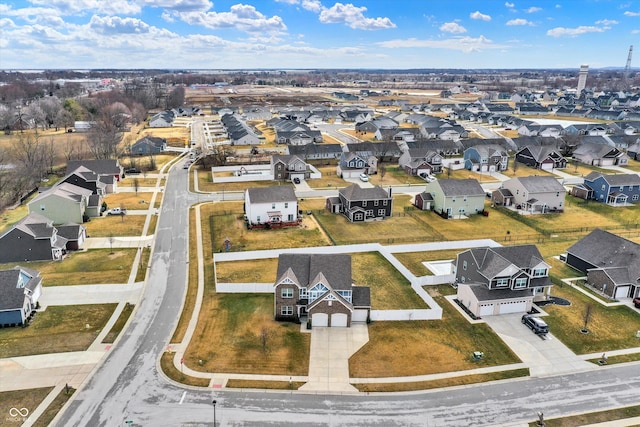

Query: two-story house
left=244, top=186, right=299, bottom=229
left=398, top=148, right=443, bottom=177
left=274, top=253, right=371, bottom=327
left=515, top=145, right=567, bottom=170
left=66, top=159, right=123, bottom=193
left=455, top=245, right=552, bottom=317
left=0, top=213, right=71, bottom=263
left=495, top=176, right=566, bottom=213
left=566, top=229, right=640, bottom=299
left=0, top=266, right=43, bottom=327
left=574, top=172, right=640, bottom=205
left=270, top=154, right=311, bottom=182
left=336, top=152, right=377, bottom=178
left=463, top=144, right=509, bottom=172
left=572, top=143, right=629, bottom=166
left=27, top=183, right=94, bottom=224
left=424, top=178, right=486, bottom=218
left=326, top=184, right=393, bottom=222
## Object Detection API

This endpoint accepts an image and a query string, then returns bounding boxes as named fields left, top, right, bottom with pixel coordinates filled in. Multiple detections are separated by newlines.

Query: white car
left=359, top=173, right=369, bottom=182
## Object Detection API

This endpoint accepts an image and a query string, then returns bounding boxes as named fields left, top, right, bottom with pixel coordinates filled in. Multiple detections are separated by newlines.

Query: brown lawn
left=216, top=258, right=279, bottom=283
left=394, top=249, right=463, bottom=276
left=84, top=214, right=147, bottom=237
left=103, top=192, right=153, bottom=210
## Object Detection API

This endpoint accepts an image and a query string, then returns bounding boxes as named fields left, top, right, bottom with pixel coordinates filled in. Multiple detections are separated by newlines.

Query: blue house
left=463, top=144, right=509, bottom=172
left=0, top=266, right=42, bottom=327
left=581, top=172, right=640, bottom=206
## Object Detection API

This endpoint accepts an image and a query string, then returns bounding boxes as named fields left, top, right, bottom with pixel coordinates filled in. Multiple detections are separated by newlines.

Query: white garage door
left=352, top=309, right=368, bottom=322
left=331, top=313, right=348, bottom=327
left=615, top=286, right=630, bottom=299
left=541, top=162, right=554, bottom=171
left=498, top=301, right=527, bottom=314
left=312, top=313, right=328, bottom=327
left=479, top=304, right=494, bottom=316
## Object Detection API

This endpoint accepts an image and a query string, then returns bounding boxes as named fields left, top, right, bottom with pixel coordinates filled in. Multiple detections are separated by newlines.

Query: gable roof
left=66, top=159, right=121, bottom=176
left=276, top=253, right=353, bottom=291
left=584, top=172, right=640, bottom=186
left=466, top=245, right=546, bottom=279
left=0, top=266, right=42, bottom=311
left=567, top=229, right=640, bottom=283
left=339, top=184, right=391, bottom=201
left=513, top=176, right=566, bottom=193
left=436, top=178, right=485, bottom=197
left=246, top=186, right=296, bottom=204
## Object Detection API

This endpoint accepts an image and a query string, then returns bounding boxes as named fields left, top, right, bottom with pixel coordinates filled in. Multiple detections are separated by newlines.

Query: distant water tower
left=577, top=64, right=589, bottom=95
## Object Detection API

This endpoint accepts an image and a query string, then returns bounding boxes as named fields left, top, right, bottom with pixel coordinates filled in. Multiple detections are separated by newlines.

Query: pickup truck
left=107, top=207, right=127, bottom=216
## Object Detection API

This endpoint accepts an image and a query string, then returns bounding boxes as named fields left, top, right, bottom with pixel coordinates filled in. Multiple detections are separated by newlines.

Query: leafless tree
left=133, top=178, right=140, bottom=195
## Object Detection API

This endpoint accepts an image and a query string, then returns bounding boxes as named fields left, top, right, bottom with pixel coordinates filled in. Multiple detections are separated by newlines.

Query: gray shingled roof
left=339, top=184, right=391, bottom=201
left=246, top=186, right=296, bottom=204
left=586, top=173, right=640, bottom=186
left=516, top=176, right=566, bottom=193
left=66, top=159, right=121, bottom=176
left=0, top=267, right=41, bottom=311
left=276, top=253, right=353, bottom=291
left=568, top=229, right=640, bottom=284
left=436, top=178, right=485, bottom=197
left=467, top=283, right=534, bottom=302
left=468, top=245, right=546, bottom=279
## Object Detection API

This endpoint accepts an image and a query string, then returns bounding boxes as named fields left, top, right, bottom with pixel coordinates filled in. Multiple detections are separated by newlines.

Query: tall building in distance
left=576, top=64, right=588, bottom=95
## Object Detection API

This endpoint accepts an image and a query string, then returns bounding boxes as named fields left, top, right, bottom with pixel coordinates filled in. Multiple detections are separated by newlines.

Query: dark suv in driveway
left=522, top=314, right=549, bottom=335
left=633, top=297, right=640, bottom=308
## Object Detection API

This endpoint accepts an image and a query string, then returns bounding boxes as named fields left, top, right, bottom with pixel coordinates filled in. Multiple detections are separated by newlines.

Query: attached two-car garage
left=311, top=313, right=349, bottom=327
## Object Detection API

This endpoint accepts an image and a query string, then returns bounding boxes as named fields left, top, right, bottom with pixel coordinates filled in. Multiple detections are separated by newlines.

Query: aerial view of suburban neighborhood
left=1, top=1, right=640, bottom=427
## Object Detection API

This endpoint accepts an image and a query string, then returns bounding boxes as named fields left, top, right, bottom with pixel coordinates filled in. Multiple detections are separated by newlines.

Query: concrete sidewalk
left=83, top=235, right=153, bottom=249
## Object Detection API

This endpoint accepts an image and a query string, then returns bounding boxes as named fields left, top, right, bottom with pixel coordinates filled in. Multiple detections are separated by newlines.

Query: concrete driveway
left=484, top=314, right=595, bottom=377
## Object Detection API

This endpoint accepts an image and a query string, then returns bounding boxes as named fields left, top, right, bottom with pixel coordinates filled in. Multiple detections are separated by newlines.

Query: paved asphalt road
left=55, top=157, right=640, bottom=426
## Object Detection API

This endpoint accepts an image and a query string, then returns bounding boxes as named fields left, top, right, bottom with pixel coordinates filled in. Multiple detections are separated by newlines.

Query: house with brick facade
left=273, top=253, right=371, bottom=327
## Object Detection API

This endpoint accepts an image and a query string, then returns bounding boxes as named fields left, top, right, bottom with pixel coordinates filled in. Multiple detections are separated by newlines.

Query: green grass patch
left=349, top=285, right=520, bottom=377
left=352, top=252, right=428, bottom=309
left=587, top=352, right=640, bottom=365
left=0, top=304, right=116, bottom=358
left=225, top=379, right=306, bottom=390
left=135, top=247, right=151, bottom=282
left=528, top=405, right=640, bottom=427
left=355, top=368, right=529, bottom=392
left=0, top=249, right=137, bottom=286
left=0, top=387, right=53, bottom=425
left=101, top=303, right=135, bottom=344
left=31, top=386, right=75, bottom=427
left=544, top=283, right=640, bottom=354
left=160, top=352, right=211, bottom=387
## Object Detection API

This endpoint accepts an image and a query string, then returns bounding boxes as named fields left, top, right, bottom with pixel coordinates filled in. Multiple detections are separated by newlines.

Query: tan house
left=496, top=176, right=566, bottom=213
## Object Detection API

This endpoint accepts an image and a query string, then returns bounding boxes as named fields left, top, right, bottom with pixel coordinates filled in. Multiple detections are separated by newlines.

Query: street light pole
left=212, top=399, right=217, bottom=426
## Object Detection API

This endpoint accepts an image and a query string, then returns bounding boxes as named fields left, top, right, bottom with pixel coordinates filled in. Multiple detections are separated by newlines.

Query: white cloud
left=175, top=4, right=287, bottom=34
left=555, top=4, right=561, bottom=8
left=301, top=0, right=323, bottom=13
left=547, top=25, right=606, bottom=37
left=275, top=0, right=299, bottom=4
left=624, top=11, right=640, bottom=16
left=470, top=11, right=491, bottom=21
left=632, top=29, right=640, bottom=34
left=29, top=0, right=142, bottom=15
left=506, top=18, right=532, bottom=26
left=378, top=35, right=505, bottom=53
left=526, top=7, right=542, bottom=13
left=505, top=2, right=515, bottom=8
left=595, top=19, right=618, bottom=25
left=89, top=15, right=150, bottom=35
left=140, top=0, right=212, bottom=13
left=319, top=3, right=396, bottom=30
left=440, top=21, right=466, bottom=34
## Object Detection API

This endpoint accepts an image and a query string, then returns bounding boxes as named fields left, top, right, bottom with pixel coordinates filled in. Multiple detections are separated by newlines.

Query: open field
left=349, top=285, right=520, bottom=377
left=0, top=387, right=54, bottom=426
left=352, top=252, right=428, bottom=310
left=205, top=201, right=330, bottom=252
left=84, top=214, right=147, bottom=237
left=0, top=304, right=116, bottom=358
left=0, top=248, right=137, bottom=286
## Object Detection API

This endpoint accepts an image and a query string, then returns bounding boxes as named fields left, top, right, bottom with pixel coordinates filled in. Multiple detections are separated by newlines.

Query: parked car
left=125, top=168, right=141, bottom=175
left=293, top=177, right=301, bottom=184
left=107, top=207, right=127, bottom=216
left=183, top=161, right=192, bottom=169
left=633, top=297, right=640, bottom=308
left=521, top=314, right=548, bottom=335
left=359, top=173, right=369, bottom=182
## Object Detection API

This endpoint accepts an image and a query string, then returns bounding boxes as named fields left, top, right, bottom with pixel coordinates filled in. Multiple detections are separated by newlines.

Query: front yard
left=84, top=214, right=149, bottom=237
left=349, top=285, right=520, bottom=377
left=0, top=304, right=116, bottom=358
left=0, top=248, right=138, bottom=286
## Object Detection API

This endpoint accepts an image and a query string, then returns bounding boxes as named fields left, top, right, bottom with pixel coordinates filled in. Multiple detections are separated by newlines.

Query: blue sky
left=0, top=0, right=639, bottom=70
